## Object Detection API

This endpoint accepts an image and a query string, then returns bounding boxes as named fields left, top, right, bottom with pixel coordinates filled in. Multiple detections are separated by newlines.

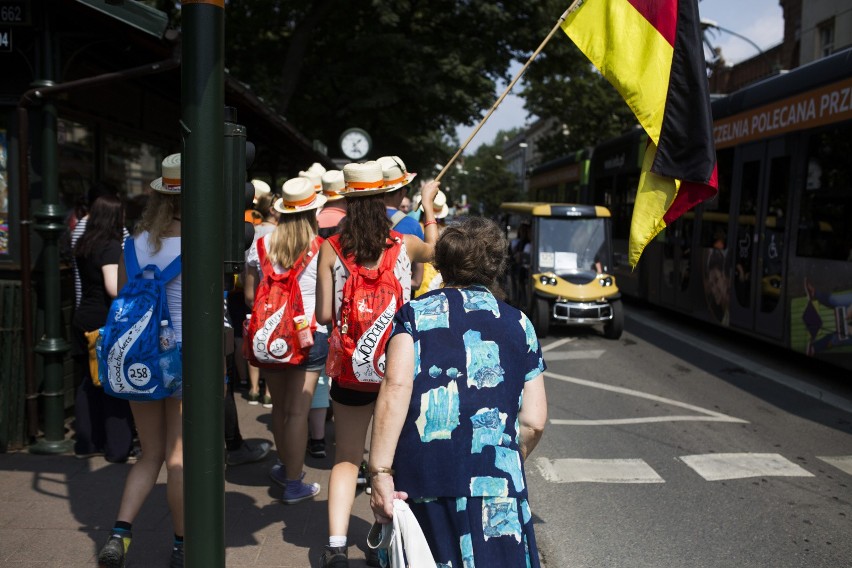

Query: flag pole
left=435, top=0, right=583, bottom=183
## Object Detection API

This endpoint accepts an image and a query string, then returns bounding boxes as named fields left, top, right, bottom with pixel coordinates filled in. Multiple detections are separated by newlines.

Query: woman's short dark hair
left=434, top=217, right=507, bottom=294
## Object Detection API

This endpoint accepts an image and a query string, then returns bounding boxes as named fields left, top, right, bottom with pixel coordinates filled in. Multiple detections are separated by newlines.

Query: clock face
left=340, top=128, right=371, bottom=160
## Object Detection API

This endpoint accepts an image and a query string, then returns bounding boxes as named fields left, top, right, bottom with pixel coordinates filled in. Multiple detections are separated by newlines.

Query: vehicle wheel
left=532, top=297, right=550, bottom=338
left=603, top=299, right=623, bottom=340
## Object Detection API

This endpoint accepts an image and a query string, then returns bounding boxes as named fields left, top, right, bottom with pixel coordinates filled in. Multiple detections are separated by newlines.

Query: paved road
left=530, top=301, right=852, bottom=568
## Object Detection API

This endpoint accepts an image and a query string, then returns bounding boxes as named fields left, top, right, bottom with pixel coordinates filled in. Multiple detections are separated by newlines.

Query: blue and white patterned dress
left=389, top=285, right=546, bottom=568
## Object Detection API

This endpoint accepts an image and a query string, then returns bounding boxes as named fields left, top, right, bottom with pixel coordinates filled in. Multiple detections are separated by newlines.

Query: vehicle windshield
left=535, top=217, right=608, bottom=275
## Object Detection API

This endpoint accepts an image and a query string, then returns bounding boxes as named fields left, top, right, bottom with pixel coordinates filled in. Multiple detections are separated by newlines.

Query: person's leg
left=102, top=394, right=134, bottom=463
left=223, top=368, right=244, bottom=452
left=265, top=367, right=319, bottom=480
left=308, top=372, right=330, bottom=455
left=115, top=401, right=167, bottom=523
left=327, top=399, right=375, bottom=538
left=164, top=397, right=184, bottom=536
left=247, top=363, right=261, bottom=403
left=73, top=363, right=104, bottom=456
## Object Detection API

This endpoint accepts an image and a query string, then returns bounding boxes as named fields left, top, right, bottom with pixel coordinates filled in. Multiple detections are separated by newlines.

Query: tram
left=528, top=47, right=852, bottom=370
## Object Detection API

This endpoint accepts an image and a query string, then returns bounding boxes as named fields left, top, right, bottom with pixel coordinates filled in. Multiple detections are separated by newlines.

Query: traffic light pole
left=181, top=2, right=225, bottom=566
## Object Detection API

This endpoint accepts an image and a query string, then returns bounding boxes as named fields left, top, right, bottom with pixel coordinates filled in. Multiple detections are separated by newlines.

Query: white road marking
left=816, top=455, right=852, bottom=476
left=544, top=371, right=748, bottom=425
left=679, top=453, right=814, bottom=481
left=541, top=337, right=575, bottom=352
left=628, top=311, right=852, bottom=415
left=535, top=457, right=664, bottom=483
left=542, top=350, right=605, bottom=361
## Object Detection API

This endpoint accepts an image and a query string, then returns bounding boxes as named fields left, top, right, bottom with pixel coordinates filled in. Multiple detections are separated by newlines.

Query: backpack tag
left=99, top=237, right=182, bottom=401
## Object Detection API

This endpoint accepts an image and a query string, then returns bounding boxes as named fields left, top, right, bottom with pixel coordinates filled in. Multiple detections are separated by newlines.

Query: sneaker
left=262, top=394, right=273, bottom=409
left=320, top=545, right=349, bottom=567
left=169, top=540, right=184, bottom=568
left=75, top=450, right=104, bottom=459
left=227, top=441, right=272, bottom=466
left=356, top=461, right=368, bottom=486
left=247, top=391, right=260, bottom=405
left=269, top=460, right=305, bottom=487
left=308, top=438, right=326, bottom=458
left=97, top=533, right=130, bottom=568
left=282, top=479, right=321, bottom=504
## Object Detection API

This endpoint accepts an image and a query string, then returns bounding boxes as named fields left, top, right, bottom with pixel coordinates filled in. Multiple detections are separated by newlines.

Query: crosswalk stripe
left=541, top=337, right=576, bottom=352
left=816, top=455, right=852, bottom=476
left=542, top=350, right=605, bottom=361
left=534, top=457, right=665, bottom=484
left=678, top=453, right=814, bottom=481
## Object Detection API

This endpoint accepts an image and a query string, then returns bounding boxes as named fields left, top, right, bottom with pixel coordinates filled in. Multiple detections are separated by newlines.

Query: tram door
left=659, top=217, right=695, bottom=311
left=728, top=139, right=790, bottom=338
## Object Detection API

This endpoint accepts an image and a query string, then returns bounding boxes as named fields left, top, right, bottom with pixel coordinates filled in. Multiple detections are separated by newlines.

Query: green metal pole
left=30, top=6, right=71, bottom=455
left=182, top=2, right=225, bottom=566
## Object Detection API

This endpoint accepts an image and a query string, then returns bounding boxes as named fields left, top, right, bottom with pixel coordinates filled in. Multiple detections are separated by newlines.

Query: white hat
left=251, top=179, right=271, bottom=202
left=299, top=170, right=323, bottom=193
left=377, top=155, right=417, bottom=192
left=341, top=161, right=390, bottom=197
left=150, top=154, right=182, bottom=194
left=307, top=162, right=327, bottom=176
left=275, top=177, right=327, bottom=214
left=414, top=189, right=449, bottom=219
left=321, top=170, right=345, bottom=201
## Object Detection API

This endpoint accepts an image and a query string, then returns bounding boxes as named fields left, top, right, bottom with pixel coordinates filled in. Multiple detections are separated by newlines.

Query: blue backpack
left=98, top=237, right=182, bottom=401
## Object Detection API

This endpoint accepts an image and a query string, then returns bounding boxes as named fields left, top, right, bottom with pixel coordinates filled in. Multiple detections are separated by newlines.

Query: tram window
left=797, top=124, right=852, bottom=261
left=701, top=148, right=733, bottom=249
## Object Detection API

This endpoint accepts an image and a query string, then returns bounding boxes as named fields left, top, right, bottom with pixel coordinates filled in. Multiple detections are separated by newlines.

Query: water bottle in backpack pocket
left=98, top=237, right=182, bottom=401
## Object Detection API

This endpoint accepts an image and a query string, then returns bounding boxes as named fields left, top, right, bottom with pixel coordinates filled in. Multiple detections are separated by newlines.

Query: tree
left=443, top=131, right=519, bottom=219
left=519, top=1, right=635, bottom=162
left=219, top=1, right=543, bottom=175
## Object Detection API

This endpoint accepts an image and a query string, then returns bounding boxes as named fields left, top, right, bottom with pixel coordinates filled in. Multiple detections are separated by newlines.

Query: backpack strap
left=389, top=210, right=407, bottom=229
left=380, top=234, right=403, bottom=273
left=327, top=234, right=358, bottom=275
left=123, top=236, right=181, bottom=282
left=256, top=235, right=274, bottom=277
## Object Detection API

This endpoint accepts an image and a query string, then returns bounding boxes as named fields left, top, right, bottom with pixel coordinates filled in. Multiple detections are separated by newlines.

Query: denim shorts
left=297, top=331, right=328, bottom=372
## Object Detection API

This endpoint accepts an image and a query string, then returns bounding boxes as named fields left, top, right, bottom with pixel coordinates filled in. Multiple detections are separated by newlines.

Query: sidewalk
left=0, top=396, right=377, bottom=567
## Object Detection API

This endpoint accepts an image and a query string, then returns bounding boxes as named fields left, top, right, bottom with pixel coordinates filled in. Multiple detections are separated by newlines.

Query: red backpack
left=244, top=235, right=323, bottom=368
left=326, top=232, right=405, bottom=392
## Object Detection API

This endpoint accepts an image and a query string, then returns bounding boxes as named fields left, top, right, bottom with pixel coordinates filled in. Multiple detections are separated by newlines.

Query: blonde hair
left=135, top=192, right=181, bottom=253
left=266, top=210, right=317, bottom=268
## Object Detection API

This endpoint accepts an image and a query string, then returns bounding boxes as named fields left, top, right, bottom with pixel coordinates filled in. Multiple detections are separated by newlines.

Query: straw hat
left=299, top=170, right=323, bottom=193
left=307, top=162, right=327, bottom=176
left=341, top=161, right=389, bottom=197
left=321, top=170, right=345, bottom=201
left=251, top=179, right=271, bottom=202
left=377, top=155, right=416, bottom=192
left=150, top=153, right=182, bottom=194
left=413, top=189, right=449, bottom=219
left=274, top=177, right=327, bottom=214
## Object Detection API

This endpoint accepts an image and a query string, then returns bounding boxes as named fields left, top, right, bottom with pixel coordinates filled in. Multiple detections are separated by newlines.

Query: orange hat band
left=281, top=194, right=317, bottom=209
left=162, top=176, right=181, bottom=189
left=384, top=175, right=407, bottom=186
left=323, top=189, right=342, bottom=197
left=345, top=179, right=383, bottom=190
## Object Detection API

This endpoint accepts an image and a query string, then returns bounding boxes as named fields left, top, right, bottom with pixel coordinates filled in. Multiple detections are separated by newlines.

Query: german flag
left=562, top=0, right=717, bottom=266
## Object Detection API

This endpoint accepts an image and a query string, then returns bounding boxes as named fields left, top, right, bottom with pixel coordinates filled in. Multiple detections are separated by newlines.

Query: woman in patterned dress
left=369, top=216, right=548, bottom=567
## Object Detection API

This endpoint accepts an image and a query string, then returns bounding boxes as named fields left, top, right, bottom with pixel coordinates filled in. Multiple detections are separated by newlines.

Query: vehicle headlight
left=599, top=276, right=613, bottom=287
left=539, top=275, right=558, bottom=286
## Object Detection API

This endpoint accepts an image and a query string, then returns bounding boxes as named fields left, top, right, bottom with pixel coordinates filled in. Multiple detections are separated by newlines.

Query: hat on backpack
left=321, top=170, right=345, bottom=201
left=150, top=153, right=182, bottom=194
left=275, top=177, right=327, bottom=214
left=377, top=155, right=416, bottom=192
left=341, top=161, right=389, bottom=197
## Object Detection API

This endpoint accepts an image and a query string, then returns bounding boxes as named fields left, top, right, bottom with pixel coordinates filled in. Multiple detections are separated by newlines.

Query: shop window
left=104, top=134, right=165, bottom=199
left=0, top=128, right=8, bottom=255
left=58, top=118, right=94, bottom=227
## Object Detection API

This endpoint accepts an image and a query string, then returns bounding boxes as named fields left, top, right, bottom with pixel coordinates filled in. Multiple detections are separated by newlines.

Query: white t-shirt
left=247, top=233, right=328, bottom=334
left=132, top=232, right=183, bottom=342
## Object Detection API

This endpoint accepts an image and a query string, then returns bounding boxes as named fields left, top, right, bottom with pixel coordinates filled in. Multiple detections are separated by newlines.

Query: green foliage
left=218, top=0, right=540, bottom=175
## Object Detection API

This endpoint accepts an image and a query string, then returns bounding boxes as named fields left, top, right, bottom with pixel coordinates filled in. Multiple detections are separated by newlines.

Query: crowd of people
left=73, top=152, right=547, bottom=568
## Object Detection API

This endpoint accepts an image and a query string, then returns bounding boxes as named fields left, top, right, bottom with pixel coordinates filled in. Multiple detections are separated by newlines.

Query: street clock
left=339, top=128, right=372, bottom=160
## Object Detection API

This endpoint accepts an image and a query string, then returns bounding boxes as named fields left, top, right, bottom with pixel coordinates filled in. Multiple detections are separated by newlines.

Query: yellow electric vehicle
left=500, top=202, right=623, bottom=339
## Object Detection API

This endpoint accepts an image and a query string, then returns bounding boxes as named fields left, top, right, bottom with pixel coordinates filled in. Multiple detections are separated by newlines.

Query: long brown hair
left=266, top=210, right=317, bottom=268
left=338, top=195, right=392, bottom=264
left=75, top=194, right=124, bottom=258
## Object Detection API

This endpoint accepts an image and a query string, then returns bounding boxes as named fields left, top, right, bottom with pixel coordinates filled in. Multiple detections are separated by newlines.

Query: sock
left=329, top=536, right=347, bottom=548
left=111, top=522, right=132, bottom=551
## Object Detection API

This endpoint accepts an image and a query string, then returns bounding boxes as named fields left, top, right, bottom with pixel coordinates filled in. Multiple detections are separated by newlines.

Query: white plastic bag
left=367, top=499, right=437, bottom=568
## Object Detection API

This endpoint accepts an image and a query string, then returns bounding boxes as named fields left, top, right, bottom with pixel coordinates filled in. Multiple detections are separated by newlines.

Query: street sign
left=0, top=0, right=29, bottom=26
left=0, top=28, right=10, bottom=52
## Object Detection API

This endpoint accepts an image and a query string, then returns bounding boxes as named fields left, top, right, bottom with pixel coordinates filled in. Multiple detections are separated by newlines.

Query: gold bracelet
left=368, top=466, right=395, bottom=477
